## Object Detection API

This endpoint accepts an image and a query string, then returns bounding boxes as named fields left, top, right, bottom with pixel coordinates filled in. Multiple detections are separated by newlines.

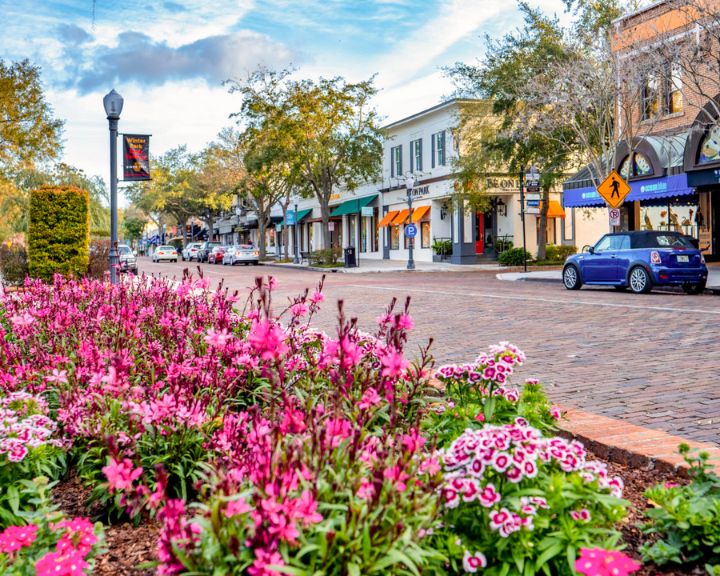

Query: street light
left=292, top=190, right=300, bottom=264
left=103, top=89, right=124, bottom=284
left=405, top=174, right=416, bottom=271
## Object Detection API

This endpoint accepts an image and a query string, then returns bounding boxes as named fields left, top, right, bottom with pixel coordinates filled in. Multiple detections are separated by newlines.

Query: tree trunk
left=258, top=217, right=267, bottom=259
left=537, top=188, right=550, bottom=260
left=280, top=204, right=289, bottom=260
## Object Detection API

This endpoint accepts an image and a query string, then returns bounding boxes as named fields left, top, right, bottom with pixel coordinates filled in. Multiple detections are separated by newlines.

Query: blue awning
left=564, top=173, right=694, bottom=208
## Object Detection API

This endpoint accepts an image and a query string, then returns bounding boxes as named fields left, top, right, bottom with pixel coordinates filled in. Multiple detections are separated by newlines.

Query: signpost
left=596, top=170, right=631, bottom=209
left=122, top=134, right=151, bottom=181
left=608, top=208, right=621, bottom=227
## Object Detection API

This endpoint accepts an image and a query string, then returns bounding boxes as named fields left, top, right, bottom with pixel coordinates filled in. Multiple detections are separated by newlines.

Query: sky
left=0, top=0, right=568, bottom=198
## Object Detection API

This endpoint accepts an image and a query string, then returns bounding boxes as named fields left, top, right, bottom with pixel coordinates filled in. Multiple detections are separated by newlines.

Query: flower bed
left=0, top=273, right=715, bottom=575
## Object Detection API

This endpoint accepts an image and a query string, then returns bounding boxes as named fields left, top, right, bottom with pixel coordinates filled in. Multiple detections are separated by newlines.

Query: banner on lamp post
left=122, top=134, right=151, bottom=181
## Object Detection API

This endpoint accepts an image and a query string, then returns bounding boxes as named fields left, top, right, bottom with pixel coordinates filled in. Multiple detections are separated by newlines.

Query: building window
left=391, top=145, right=402, bottom=178
left=391, top=226, right=400, bottom=250
left=420, top=221, right=431, bottom=247
left=432, top=131, right=446, bottom=167
left=664, top=64, right=683, bottom=114
left=641, top=76, right=658, bottom=120
left=410, top=139, right=422, bottom=172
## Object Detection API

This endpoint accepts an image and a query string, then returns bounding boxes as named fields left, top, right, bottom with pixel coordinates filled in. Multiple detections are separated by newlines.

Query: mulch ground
left=51, top=458, right=700, bottom=575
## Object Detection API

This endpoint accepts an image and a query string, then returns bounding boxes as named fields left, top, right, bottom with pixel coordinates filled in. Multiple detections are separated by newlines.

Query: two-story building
left=283, top=99, right=572, bottom=264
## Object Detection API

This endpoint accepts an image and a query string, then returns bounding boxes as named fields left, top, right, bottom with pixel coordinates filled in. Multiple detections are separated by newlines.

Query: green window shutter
left=418, top=138, right=423, bottom=171
left=431, top=134, right=436, bottom=169
left=410, top=141, right=414, bottom=173
left=399, top=144, right=403, bottom=176
left=391, top=147, right=395, bottom=178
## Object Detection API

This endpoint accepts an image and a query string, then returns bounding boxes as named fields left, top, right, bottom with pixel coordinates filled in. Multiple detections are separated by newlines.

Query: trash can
left=344, top=246, right=357, bottom=268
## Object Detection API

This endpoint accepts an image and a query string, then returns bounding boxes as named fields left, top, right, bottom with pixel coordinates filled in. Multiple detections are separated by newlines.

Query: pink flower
left=357, top=478, right=375, bottom=500
left=575, top=548, right=641, bottom=576
left=35, top=550, right=89, bottom=576
left=248, top=548, right=285, bottom=576
left=292, top=490, right=323, bottom=526
left=310, top=291, right=325, bottom=304
left=248, top=320, right=288, bottom=361
left=463, top=550, right=488, bottom=572
left=47, top=368, right=69, bottom=384
left=102, top=457, right=143, bottom=491
left=379, top=348, right=408, bottom=378
left=478, top=484, right=501, bottom=508
left=397, top=314, right=414, bottom=330
left=358, top=388, right=382, bottom=410
left=550, top=406, right=562, bottom=421
left=0, top=524, right=38, bottom=553
left=290, top=303, right=308, bottom=317
left=204, top=327, right=231, bottom=349
left=225, top=498, right=252, bottom=518
left=570, top=508, right=592, bottom=522
left=376, top=313, right=392, bottom=326
left=383, top=465, right=409, bottom=492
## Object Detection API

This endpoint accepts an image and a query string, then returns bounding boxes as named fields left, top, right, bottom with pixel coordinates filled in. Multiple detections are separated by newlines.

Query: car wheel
left=682, top=280, right=706, bottom=295
left=629, top=266, right=652, bottom=294
left=562, top=265, right=582, bottom=290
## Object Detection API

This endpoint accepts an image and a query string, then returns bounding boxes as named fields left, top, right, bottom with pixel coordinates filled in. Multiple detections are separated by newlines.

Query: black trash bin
left=344, top=246, right=357, bottom=268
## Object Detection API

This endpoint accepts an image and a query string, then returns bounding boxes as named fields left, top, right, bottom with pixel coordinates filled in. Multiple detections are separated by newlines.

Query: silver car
left=182, top=242, right=202, bottom=261
left=118, top=244, right=138, bottom=274
left=223, top=245, right=260, bottom=266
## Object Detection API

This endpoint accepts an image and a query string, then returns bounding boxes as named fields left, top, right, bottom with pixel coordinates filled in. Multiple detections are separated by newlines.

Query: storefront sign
left=687, top=167, right=720, bottom=187
left=564, top=173, right=694, bottom=208
left=486, top=177, right=519, bottom=190
left=525, top=193, right=541, bottom=202
left=361, top=206, right=374, bottom=217
left=409, top=185, right=430, bottom=197
left=328, top=222, right=335, bottom=231
left=285, top=211, right=296, bottom=225
left=122, top=134, right=151, bottom=181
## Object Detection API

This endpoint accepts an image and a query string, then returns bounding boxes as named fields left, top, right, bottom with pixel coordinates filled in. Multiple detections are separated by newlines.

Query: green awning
left=330, top=195, right=378, bottom=217
left=280, top=208, right=312, bottom=226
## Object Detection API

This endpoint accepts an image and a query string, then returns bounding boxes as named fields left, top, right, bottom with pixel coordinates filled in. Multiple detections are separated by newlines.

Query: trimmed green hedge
left=545, top=244, right=577, bottom=262
left=28, top=186, right=90, bottom=281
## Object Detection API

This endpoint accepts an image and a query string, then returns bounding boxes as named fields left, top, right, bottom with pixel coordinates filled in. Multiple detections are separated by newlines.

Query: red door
left=475, top=212, right=484, bottom=254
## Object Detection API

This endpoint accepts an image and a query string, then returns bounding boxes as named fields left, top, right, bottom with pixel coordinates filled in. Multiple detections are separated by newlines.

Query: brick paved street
left=142, top=258, right=720, bottom=445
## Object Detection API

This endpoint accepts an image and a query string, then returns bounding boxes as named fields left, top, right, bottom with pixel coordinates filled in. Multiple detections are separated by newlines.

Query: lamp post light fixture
left=292, top=190, right=300, bottom=264
left=103, top=89, right=124, bottom=285
left=405, top=174, right=416, bottom=271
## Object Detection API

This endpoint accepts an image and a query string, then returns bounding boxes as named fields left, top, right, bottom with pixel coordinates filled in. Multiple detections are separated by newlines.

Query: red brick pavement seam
left=559, top=407, right=720, bottom=475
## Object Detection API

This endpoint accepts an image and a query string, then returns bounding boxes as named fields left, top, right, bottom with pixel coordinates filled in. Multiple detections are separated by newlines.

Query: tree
left=0, top=59, right=63, bottom=173
left=122, top=206, right=147, bottom=243
left=230, top=69, right=383, bottom=249
left=448, top=4, right=575, bottom=259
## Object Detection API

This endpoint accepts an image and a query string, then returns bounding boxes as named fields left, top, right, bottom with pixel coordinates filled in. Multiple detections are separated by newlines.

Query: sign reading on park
left=122, top=134, right=151, bottom=181
left=596, top=170, right=630, bottom=209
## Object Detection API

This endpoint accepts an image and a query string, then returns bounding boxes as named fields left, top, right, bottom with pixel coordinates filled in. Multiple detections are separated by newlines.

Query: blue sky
left=0, top=0, right=565, bottom=189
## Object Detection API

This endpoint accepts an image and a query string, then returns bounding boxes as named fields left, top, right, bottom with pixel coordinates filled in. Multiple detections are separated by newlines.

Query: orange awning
left=377, top=210, right=399, bottom=228
left=392, top=209, right=410, bottom=225
left=411, top=205, right=430, bottom=223
left=540, top=200, right=566, bottom=218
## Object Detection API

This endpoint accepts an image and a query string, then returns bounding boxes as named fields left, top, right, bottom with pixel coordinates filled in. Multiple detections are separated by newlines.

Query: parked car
left=562, top=231, right=708, bottom=294
left=208, top=245, right=227, bottom=264
left=151, top=245, right=178, bottom=263
left=118, top=244, right=138, bottom=274
left=197, top=241, right=221, bottom=263
left=223, top=245, right=260, bottom=266
left=181, top=242, right=202, bottom=261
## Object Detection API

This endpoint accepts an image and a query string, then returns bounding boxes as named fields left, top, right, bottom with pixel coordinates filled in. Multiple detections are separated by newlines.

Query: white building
left=281, top=99, right=592, bottom=263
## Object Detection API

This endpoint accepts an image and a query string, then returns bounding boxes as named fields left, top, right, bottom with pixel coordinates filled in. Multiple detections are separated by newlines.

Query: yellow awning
left=392, top=209, right=410, bottom=225
left=377, top=210, right=399, bottom=228
left=411, top=205, right=431, bottom=223
left=540, top=200, right=566, bottom=218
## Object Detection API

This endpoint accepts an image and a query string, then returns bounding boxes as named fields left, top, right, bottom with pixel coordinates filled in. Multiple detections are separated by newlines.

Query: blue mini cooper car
left=563, top=231, right=708, bottom=294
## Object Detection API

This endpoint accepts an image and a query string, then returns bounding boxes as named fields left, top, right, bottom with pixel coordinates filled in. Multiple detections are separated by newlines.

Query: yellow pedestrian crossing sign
left=597, top=170, right=631, bottom=209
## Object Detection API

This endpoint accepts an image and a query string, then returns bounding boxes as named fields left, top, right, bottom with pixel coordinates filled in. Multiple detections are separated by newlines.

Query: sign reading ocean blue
left=405, top=223, right=418, bottom=238
left=563, top=173, right=694, bottom=208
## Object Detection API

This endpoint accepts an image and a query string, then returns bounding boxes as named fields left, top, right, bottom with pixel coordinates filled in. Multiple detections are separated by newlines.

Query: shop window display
left=391, top=226, right=400, bottom=250
left=698, top=126, right=720, bottom=164
left=421, top=221, right=431, bottom=248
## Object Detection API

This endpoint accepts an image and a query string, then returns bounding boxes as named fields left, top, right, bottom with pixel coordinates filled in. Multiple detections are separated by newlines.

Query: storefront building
left=278, top=100, right=571, bottom=264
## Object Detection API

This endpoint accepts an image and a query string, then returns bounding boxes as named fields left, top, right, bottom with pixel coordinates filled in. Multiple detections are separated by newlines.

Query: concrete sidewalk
left=497, top=266, right=720, bottom=291
left=265, top=259, right=503, bottom=274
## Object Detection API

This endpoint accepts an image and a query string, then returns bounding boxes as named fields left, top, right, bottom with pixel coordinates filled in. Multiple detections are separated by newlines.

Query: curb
left=558, top=407, right=720, bottom=475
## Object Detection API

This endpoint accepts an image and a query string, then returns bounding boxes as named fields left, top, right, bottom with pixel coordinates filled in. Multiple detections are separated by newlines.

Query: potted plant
left=431, top=237, right=452, bottom=262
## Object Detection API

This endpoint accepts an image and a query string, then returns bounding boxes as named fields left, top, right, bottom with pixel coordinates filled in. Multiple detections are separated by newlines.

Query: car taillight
left=701, top=254, right=706, bottom=265
left=650, top=251, right=662, bottom=264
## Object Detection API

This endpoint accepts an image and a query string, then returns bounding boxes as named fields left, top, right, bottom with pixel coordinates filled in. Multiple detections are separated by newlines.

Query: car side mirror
left=587, top=246, right=595, bottom=254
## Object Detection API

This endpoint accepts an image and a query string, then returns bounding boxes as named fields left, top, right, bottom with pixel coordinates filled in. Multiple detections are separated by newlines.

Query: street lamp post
left=292, top=191, right=300, bottom=264
left=520, top=165, right=541, bottom=274
left=405, top=174, right=416, bottom=271
left=103, top=89, right=124, bottom=284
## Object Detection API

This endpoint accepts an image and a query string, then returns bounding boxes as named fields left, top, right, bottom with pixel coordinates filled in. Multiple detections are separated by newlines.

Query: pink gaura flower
left=292, top=490, right=323, bottom=526
left=463, top=550, right=487, bottom=572
left=383, top=465, right=409, bottom=492
left=379, top=348, right=408, bottom=378
left=248, top=548, right=285, bottom=576
left=290, top=303, right=308, bottom=317
left=358, top=387, right=382, bottom=410
left=225, top=498, right=252, bottom=518
left=248, top=320, right=288, bottom=361
left=397, top=314, right=414, bottom=330
left=204, top=327, right=231, bottom=349
left=310, top=291, right=325, bottom=304
left=47, top=368, right=69, bottom=384
left=102, top=457, right=143, bottom=491
left=357, top=478, right=375, bottom=500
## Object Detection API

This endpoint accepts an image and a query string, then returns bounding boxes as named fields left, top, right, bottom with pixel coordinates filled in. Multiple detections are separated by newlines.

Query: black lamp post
left=103, top=89, right=124, bottom=285
left=405, top=174, right=416, bottom=271
left=292, top=190, right=300, bottom=264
